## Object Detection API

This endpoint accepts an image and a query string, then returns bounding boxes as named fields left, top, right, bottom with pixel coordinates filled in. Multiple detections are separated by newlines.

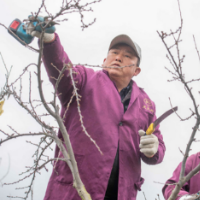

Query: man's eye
left=125, top=55, right=130, bottom=58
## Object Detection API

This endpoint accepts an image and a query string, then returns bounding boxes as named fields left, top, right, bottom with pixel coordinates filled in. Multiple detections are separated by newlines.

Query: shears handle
left=145, top=123, right=155, bottom=135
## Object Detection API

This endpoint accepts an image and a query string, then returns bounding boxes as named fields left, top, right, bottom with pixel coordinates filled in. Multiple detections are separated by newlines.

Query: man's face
left=102, top=44, right=141, bottom=81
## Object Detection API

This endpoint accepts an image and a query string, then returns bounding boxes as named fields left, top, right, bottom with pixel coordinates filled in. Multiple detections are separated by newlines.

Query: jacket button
left=119, top=122, right=123, bottom=126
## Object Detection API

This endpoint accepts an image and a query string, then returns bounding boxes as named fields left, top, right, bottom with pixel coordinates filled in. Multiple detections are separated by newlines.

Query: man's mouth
left=112, top=63, right=121, bottom=67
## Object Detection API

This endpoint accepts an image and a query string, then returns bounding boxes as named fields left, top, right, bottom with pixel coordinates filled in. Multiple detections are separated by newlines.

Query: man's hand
left=26, top=16, right=56, bottom=43
left=138, top=130, right=159, bottom=158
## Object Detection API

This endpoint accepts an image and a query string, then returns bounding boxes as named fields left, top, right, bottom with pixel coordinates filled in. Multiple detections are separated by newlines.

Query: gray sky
left=0, top=0, right=200, bottom=199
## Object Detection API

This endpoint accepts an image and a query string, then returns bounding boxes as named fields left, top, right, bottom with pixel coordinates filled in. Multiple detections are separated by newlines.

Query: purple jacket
left=42, top=34, right=166, bottom=200
left=162, top=152, right=200, bottom=200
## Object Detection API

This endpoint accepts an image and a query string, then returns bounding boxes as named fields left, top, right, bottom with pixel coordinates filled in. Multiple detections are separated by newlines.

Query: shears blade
left=146, top=106, right=178, bottom=135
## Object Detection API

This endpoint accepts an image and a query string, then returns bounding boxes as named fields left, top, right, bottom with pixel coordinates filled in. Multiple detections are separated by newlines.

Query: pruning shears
left=8, top=16, right=57, bottom=45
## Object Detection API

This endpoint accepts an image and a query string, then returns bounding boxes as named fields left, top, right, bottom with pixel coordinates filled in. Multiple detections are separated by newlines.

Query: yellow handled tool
left=145, top=106, right=178, bottom=135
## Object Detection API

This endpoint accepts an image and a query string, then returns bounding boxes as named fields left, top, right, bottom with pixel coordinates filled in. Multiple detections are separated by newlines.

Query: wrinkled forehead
left=109, top=43, right=138, bottom=56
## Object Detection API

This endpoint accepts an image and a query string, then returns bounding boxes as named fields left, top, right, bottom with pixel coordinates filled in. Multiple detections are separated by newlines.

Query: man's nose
left=115, top=54, right=122, bottom=62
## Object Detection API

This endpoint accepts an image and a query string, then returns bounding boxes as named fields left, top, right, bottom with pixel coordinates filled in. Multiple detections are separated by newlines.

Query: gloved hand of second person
left=138, top=130, right=159, bottom=158
left=26, top=16, right=56, bottom=43
left=179, top=193, right=200, bottom=200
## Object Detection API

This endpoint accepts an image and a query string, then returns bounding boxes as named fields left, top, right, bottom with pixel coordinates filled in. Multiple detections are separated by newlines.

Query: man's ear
left=134, top=67, right=141, bottom=76
left=102, top=58, right=106, bottom=66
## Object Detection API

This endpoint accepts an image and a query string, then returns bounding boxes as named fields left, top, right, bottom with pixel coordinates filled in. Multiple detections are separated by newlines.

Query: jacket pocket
left=55, top=153, right=84, bottom=185
left=134, top=177, right=144, bottom=191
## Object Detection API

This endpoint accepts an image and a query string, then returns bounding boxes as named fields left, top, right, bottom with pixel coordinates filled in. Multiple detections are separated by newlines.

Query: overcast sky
left=0, top=0, right=200, bottom=199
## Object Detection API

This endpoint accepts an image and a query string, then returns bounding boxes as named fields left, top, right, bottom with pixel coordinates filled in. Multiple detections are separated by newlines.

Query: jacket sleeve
left=162, top=155, right=194, bottom=200
left=141, top=102, right=166, bottom=165
left=41, top=33, right=86, bottom=107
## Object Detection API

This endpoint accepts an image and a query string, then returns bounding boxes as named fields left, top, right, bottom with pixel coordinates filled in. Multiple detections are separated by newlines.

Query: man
left=26, top=20, right=166, bottom=200
left=162, top=152, right=200, bottom=200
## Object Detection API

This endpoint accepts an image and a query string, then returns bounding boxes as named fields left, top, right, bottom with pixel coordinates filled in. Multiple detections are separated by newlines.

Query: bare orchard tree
left=157, top=0, right=200, bottom=199
left=0, top=0, right=104, bottom=199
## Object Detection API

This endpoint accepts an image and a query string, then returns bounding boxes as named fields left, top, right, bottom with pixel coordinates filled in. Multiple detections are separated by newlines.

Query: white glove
left=26, top=22, right=55, bottom=43
left=138, top=130, right=159, bottom=158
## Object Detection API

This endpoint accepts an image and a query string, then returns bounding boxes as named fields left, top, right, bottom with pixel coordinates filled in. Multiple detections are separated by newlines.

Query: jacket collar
left=129, top=80, right=140, bottom=106
left=103, top=69, right=141, bottom=105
